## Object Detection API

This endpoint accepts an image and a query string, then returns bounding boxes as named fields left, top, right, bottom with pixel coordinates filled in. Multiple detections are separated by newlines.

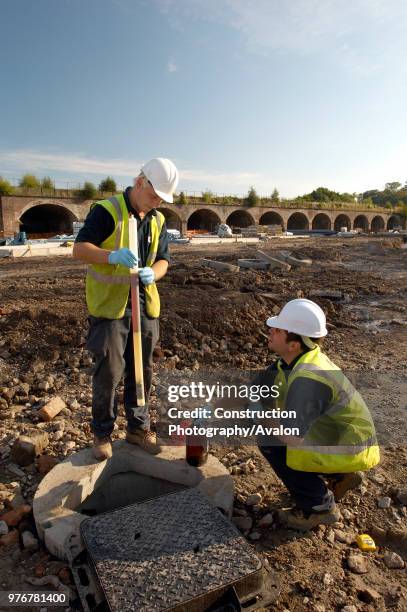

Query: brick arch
left=334, top=214, right=351, bottom=231
left=387, top=214, right=402, bottom=230
left=312, top=213, right=332, bottom=230
left=226, top=210, right=255, bottom=228
left=19, top=202, right=79, bottom=235
left=371, top=215, right=385, bottom=232
left=287, top=212, right=309, bottom=230
left=259, top=211, right=284, bottom=228
left=353, top=214, right=369, bottom=231
left=19, top=199, right=80, bottom=220
left=187, top=208, right=221, bottom=232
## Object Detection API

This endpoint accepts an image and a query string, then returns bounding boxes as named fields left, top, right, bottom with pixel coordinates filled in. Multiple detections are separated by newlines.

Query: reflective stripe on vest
left=85, top=194, right=165, bottom=319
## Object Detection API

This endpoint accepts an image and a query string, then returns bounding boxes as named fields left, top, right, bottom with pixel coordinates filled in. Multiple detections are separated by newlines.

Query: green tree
left=222, top=195, right=235, bottom=205
left=271, top=188, right=280, bottom=203
left=79, top=181, right=97, bottom=199
left=176, top=191, right=188, bottom=205
left=246, top=186, right=259, bottom=207
left=0, top=176, right=14, bottom=195
left=202, top=191, right=213, bottom=203
left=385, top=181, right=402, bottom=192
left=19, top=174, right=40, bottom=190
left=99, top=176, right=117, bottom=192
left=41, top=176, right=54, bottom=190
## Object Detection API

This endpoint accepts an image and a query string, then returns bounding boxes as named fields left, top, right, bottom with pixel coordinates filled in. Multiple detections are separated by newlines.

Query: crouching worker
left=254, top=298, right=380, bottom=530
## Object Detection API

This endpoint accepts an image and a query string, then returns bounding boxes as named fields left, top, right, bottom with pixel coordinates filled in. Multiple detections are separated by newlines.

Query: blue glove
left=108, top=248, right=138, bottom=268
left=138, top=267, right=155, bottom=285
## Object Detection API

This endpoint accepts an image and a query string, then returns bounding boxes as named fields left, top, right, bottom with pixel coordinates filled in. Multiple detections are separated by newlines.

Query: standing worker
left=253, top=298, right=380, bottom=529
left=73, top=158, right=179, bottom=460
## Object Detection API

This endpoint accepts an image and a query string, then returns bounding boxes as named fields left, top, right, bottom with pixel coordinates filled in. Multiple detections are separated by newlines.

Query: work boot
left=92, top=436, right=113, bottom=461
left=277, top=505, right=341, bottom=530
left=329, top=472, right=363, bottom=501
left=126, top=429, right=162, bottom=455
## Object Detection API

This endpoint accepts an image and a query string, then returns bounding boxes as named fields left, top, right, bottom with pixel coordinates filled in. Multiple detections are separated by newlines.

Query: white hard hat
left=141, top=158, right=179, bottom=203
left=266, top=298, right=328, bottom=338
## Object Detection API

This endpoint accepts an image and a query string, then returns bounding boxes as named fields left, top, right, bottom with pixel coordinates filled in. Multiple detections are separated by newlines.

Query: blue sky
left=1, top=0, right=407, bottom=197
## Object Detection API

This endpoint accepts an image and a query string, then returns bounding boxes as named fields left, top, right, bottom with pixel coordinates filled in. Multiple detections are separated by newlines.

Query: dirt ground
left=0, top=235, right=406, bottom=611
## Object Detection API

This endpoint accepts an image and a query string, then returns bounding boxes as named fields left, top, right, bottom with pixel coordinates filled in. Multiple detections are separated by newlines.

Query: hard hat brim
left=152, top=187, right=174, bottom=204
left=266, top=315, right=328, bottom=337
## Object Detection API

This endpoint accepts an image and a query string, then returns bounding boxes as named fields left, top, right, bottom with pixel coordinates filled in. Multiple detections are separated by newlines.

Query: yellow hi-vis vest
left=274, top=346, right=380, bottom=473
left=85, top=194, right=165, bottom=319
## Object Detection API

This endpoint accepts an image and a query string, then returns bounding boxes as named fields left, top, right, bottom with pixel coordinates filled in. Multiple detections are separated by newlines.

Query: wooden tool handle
left=128, top=215, right=145, bottom=407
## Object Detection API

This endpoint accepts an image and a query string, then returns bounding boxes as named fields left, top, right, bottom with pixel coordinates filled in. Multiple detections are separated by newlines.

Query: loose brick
left=38, top=396, right=66, bottom=421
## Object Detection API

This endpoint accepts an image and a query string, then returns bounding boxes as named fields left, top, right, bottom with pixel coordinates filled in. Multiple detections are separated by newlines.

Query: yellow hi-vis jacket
left=274, top=345, right=380, bottom=473
left=86, top=194, right=165, bottom=319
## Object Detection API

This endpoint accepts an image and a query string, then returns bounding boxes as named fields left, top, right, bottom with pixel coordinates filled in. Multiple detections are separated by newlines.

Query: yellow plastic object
left=356, top=534, right=376, bottom=552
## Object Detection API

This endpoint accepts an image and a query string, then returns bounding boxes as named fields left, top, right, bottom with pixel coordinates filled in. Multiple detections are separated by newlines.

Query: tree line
left=0, top=174, right=406, bottom=216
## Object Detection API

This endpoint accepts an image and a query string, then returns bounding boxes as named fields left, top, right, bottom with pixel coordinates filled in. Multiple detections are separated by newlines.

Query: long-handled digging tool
left=128, top=214, right=145, bottom=407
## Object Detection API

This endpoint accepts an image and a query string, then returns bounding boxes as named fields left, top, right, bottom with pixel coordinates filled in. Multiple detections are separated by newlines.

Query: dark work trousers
left=86, top=312, right=159, bottom=437
left=258, top=445, right=334, bottom=512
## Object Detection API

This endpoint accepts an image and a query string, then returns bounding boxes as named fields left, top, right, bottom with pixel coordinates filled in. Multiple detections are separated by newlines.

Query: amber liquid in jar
left=186, top=421, right=209, bottom=467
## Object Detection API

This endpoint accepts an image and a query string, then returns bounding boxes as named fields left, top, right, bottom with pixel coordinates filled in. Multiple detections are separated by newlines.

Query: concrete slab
left=256, top=250, right=292, bottom=271
left=33, top=442, right=234, bottom=562
left=237, top=259, right=270, bottom=269
left=202, top=258, right=240, bottom=272
left=0, top=244, right=73, bottom=258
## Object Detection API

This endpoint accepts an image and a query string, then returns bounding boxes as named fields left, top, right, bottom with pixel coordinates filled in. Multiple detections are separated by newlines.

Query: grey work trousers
left=86, top=312, right=159, bottom=437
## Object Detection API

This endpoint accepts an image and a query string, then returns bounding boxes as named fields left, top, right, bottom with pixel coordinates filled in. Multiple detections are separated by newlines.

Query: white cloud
left=0, top=149, right=143, bottom=177
left=167, top=59, right=178, bottom=73
left=156, top=0, right=407, bottom=74
left=2, top=147, right=404, bottom=198
left=0, top=148, right=274, bottom=194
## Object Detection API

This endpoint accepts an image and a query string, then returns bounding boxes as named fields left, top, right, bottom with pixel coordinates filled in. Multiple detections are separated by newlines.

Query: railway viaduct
left=0, top=194, right=402, bottom=237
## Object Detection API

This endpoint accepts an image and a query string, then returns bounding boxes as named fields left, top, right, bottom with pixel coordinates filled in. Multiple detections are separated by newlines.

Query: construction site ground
left=0, top=235, right=406, bottom=611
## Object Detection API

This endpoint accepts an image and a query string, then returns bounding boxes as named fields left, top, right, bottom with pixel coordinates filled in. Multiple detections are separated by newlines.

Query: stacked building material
left=238, top=224, right=283, bottom=238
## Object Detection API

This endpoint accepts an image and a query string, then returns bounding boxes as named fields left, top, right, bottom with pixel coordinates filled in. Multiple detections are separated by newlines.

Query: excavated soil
left=0, top=235, right=406, bottom=611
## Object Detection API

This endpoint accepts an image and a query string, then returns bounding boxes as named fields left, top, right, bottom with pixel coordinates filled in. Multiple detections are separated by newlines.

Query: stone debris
left=325, top=528, right=335, bottom=543
left=6, top=463, right=26, bottom=478
left=38, top=396, right=66, bottom=421
left=1, top=504, right=31, bottom=527
left=0, top=520, right=9, bottom=535
left=341, top=606, right=358, bottom=612
left=354, top=578, right=382, bottom=603
left=11, top=431, right=49, bottom=466
left=377, top=496, right=392, bottom=509
left=37, top=454, right=59, bottom=475
left=256, top=250, right=292, bottom=271
left=395, top=488, right=407, bottom=505
left=347, top=554, right=369, bottom=574
left=25, top=574, right=76, bottom=601
left=276, top=250, right=313, bottom=268
left=0, top=529, right=19, bottom=547
left=237, top=259, right=270, bottom=270
left=232, top=516, right=253, bottom=531
left=21, top=530, right=39, bottom=551
left=334, top=529, right=354, bottom=544
left=201, top=258, right=240, bottom=273
left=383, top=552, right=405, bottom=569
left=248, top=531, right=262, bottom=541
left=257, top=513, right=274, bottom=528
left=245, top=493, right=263, bottom=506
